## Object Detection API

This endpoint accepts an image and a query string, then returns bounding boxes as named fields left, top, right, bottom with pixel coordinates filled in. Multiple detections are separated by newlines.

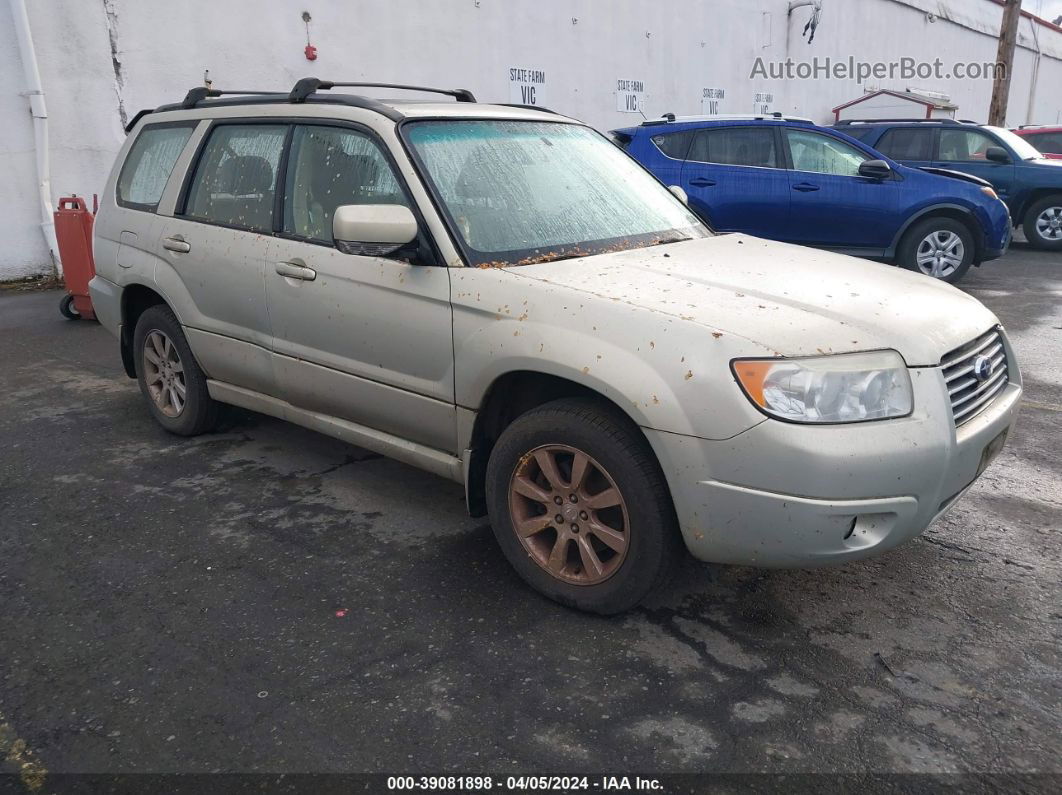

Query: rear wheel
left=897, top=217, right=974, bottom=283
left=133, top=305, right=219, bottom=436
left=1022, top=196, right=1062, bottom=251
left=485, top=398, right=680, bottom=614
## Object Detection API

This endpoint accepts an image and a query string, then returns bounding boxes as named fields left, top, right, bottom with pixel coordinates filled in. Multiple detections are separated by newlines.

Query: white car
left=89, top=79, right=1021, bottom=613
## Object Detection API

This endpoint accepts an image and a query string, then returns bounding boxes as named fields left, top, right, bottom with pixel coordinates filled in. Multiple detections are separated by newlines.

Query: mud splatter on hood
left=501, top=234, right=1001, bottom=366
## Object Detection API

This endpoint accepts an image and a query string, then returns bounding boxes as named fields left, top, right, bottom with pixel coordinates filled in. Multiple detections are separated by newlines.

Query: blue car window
left=786, top=129, right=868, bottom=176
left=650, top=131, right=694, bottom=159
left=689, top=127, right=778, bottom=168
left=939, top=129, right=997, bottom=162
left=876, top=128, right=935, bottom=161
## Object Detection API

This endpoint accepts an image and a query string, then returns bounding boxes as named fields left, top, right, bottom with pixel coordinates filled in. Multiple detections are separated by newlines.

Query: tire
left=1021, top=195, right=1062, bottom=251
left=59, top=294, right=80, bottom=320
left=485, top=397, right=680, bottom=614
left=896, top=217, right=975, bottom=283
left=132, top=304, right=219, bottom=436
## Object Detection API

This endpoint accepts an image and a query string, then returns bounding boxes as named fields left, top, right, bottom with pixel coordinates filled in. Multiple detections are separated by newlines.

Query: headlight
left=981, top=185, right=999, bottom=200
left=732, top=351, right=913, bottom=424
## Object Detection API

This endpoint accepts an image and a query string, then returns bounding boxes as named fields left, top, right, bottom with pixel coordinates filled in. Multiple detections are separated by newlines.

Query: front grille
left=940, top=328, right=1010, bottom=426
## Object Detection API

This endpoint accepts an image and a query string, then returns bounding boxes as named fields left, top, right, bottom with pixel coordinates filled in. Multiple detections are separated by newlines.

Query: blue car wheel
left=897, top=217, right=975, bottom=283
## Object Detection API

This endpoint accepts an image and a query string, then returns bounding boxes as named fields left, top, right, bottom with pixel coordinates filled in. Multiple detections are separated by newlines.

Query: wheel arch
left=888, top=204, right=984, bottom=262
left=119, top=282, right=170, bottom=378
left=1014, top=188, right=1062, bottom=224
left=463, top=370, right=665, bottom=518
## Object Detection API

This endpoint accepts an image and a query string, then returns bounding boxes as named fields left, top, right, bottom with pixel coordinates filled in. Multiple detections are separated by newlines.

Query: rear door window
left=183, top=124, right=287, bottom=232
left=282, top=125, right=410, bottom=244
left=875, top=128, right=935, bottom=161
left=688, top=127, right=779, bottom=168
left=116, top=123, right=197, bottom=211
left=1027, top=132, right=1062, bottom=154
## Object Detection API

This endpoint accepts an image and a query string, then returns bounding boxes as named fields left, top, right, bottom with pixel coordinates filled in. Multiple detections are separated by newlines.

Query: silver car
left=90, top=80, right=1021, bottom=613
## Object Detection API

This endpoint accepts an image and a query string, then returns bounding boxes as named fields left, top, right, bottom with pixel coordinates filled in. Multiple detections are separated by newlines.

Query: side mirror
left=985, top=146, right=1011, bottom=164
left=668, top=185, right=689, bottom=205
left=858, top=159, right=893, bottom=179
left=333, top=204, right=417, bottom=256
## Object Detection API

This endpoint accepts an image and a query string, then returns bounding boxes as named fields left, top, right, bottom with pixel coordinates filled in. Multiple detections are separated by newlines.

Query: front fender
left=450, top=268, right=769, bottom=440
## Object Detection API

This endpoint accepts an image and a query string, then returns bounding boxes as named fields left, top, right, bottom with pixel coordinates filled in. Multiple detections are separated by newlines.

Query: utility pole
left=988, top=0, right=1023, bottom=126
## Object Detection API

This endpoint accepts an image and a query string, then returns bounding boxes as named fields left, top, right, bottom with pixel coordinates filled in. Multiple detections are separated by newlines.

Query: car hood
left=504, top=234, right=999, bottom=367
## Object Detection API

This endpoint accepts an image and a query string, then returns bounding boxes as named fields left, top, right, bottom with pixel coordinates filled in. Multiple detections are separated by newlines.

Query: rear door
left=155, top=122, right=287, bottom=396
left=265, top=123, right=456, bottom=454
left=680, top=125, right=790, bottom=238
left=933, top=128, right=1016, bottom=203
left=782, top=128, right=900, bottom=251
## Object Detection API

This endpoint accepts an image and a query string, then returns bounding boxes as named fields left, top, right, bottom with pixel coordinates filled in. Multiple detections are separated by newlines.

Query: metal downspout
left=9, top=0, right=60, bottom=275
left=1025, top=14, right=1042, bottom=126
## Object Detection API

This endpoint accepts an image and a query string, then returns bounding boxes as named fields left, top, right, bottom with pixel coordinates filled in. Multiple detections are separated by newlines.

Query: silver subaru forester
left=90, top=79, right=1020, bottom=613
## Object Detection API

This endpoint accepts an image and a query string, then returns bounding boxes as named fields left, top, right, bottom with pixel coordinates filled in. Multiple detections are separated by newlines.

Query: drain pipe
left=9, top=0, right=60, bottom=275
left=1025, top=14, right=1042, bottom=126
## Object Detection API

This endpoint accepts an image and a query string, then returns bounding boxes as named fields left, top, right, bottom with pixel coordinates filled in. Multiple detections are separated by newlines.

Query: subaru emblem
left=972, top=355, right=994, bottom=382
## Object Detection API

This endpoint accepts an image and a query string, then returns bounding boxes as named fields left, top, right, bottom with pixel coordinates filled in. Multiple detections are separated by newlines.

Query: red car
left=1012, top=126, right=1062, bottom=159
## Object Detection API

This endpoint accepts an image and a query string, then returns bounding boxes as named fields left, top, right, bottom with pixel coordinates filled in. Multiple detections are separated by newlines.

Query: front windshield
left=405, top=120, right=709, bottom=266
left=986, top=126, right=1043, bottom=160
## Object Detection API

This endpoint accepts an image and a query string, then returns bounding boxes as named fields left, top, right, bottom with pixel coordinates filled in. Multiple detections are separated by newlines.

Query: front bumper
left=646, top=360, right=1022, bottom=568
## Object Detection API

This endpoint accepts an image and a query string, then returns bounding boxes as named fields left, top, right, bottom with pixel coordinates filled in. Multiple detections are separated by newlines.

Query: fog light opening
left=843, top=517, right=857, bottom=540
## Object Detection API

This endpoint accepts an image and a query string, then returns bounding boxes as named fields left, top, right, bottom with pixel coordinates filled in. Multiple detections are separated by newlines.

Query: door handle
left=792, top=182, right=820, bottom=192
left=275, top=261, right=317, bottom=281
left=162, top=236, right=191, bottom=253
left=689, top=177, right=716, bottom=187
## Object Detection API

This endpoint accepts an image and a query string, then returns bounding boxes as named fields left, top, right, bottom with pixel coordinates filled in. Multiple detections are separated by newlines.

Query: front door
left=933, top=128, right=1016, bottom=205
left=782, top=128, right=900, bottom=252
left=679, top=125, right=790, bottom=238
left=266, top=123, right=456, bottom=454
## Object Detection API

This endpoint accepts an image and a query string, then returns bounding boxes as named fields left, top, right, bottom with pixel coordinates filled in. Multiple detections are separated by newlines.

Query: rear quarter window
left=650, top=131, right=694, bottom=159
left=116, top=123, right=197, bottom=211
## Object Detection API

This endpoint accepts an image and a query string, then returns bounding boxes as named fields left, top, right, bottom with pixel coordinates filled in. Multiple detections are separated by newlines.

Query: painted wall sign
left=616, top=79, right=646, bottom=113
left=509, top=67, right=546, bottom=106
left=701, top=87, right=725, bottom=115
left=753, top=91, right=775, bottom=115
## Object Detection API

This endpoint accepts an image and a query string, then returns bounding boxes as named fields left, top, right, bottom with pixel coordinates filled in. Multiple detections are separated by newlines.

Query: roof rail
left=642, top=112, right=814, bottom=127
left=180, top=87, right=283, bottom=109
left=289, top=78, right=476, bottom=103
left=835, top=117, right=972, bottom=125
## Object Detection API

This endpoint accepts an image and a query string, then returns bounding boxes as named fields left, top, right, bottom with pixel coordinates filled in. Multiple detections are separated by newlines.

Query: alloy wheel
left=142, top=330, right=186, bottom=418
left=1035, top=206, right=1062, bottom=242
left=915, top=230, right=965, bottom=278
left=507, top=444, right=630, bottom=586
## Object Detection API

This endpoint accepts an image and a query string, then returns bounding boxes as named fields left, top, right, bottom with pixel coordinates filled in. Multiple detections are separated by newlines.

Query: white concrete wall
left=4, top=0, right=1062, bottom=279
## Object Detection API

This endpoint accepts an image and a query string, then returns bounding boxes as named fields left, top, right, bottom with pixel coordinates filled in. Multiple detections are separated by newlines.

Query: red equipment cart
left=54, top=195, right=98, bottom=320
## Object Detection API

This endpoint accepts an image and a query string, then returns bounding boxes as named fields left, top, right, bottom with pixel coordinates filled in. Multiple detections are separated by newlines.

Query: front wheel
left=485, top=398, right=680, bottom=614
left=1022, top=196, right=1062, bottom=250
left=133, top=305, right=219, bottom=436
left=896, top=217, right=974, bottom=283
